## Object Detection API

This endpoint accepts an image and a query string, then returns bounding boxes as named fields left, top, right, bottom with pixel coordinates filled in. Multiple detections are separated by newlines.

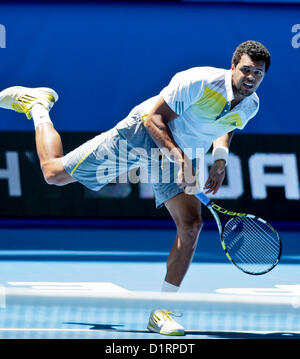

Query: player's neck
left=230, top=98, right=242, bottom=110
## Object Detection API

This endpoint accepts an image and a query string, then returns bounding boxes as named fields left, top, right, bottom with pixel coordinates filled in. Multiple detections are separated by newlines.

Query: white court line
left=0, top=250, right=169, bottom=257
left=217, top=285, right=300, bottom=297
left=0, top=328, right=99, bottom=332
left=0, top=250, right=220, bottom=258
left=5, top=281, right=130, bottom=295
left=0, top=328, right=298, bottom=335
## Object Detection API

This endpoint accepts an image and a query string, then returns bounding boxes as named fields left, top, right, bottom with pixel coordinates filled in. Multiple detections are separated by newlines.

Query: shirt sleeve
left=238, top=94, right=260, bottom=130
left=160, top=69, right=206, bottom=115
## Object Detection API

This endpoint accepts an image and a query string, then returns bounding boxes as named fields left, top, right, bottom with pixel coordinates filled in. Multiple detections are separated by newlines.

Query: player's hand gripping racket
left=196, top=192, right=282, bottom=275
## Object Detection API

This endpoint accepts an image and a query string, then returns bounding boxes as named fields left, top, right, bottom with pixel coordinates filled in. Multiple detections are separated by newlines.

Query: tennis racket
left=196, top=192, right=282, bottom=275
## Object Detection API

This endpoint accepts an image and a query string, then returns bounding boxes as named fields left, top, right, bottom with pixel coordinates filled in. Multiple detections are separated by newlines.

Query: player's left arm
left=204, top=131, right=234, bottom=194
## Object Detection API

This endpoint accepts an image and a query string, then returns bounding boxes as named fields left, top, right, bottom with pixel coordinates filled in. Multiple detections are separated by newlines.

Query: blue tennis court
left=0, top=224, right=299, bottom=339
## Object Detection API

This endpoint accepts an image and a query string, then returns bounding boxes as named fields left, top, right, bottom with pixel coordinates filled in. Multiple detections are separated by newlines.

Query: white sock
left=31, top=104, right=53, bottom=130
left=161, top=280, right=179, bottom=292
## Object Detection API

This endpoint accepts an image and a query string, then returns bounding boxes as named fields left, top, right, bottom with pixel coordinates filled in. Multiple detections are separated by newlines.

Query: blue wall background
left=0, top=1, right=300, bottom=134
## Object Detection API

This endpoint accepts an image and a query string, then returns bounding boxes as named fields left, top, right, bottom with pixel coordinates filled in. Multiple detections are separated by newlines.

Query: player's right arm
left=143, top=96, right=180, bottom=161
left=144, top=69, right=206, bottom=193
left=143, top=96, right=196, bottom=191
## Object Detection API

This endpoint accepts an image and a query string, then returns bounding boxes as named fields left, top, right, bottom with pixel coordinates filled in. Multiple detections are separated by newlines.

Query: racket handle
left=195, top=192, right=211, bottom=206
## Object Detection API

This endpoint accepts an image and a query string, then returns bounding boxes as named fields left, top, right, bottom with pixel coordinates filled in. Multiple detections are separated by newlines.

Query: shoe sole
left=35, top=87, right=59, bottom=102
left=2, top=86, right=59, bottom=103
left=147, top=324, right=185, bottom=336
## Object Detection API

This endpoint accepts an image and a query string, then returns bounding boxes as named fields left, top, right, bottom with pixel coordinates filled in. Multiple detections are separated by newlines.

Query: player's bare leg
left=147, top=192, right=202, bottom=336
left=164, top=192, right=203, bottom=286
left=0, top=86, right=75, bottom=186
left=35, top=122, right=75, bottom=185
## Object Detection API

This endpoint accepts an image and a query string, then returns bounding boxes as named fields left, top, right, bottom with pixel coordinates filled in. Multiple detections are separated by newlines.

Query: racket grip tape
left=195, top=192, right=211, bottom=206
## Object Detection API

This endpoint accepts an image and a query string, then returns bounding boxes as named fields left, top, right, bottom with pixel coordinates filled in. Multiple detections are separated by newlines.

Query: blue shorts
left=62, top=115, right=184, bottom=208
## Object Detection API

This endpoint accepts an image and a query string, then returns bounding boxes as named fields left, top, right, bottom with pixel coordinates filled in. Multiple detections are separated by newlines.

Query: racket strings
left=225, top=217, right=279, bottom=256
left=226, top=224, right=278, bottom=264
left=228, top=236, right=269, bottom=270
left=240, top=219, right=280, bottom=256
left=230, top=219, right=279, bottom=259
left=223, top=216, right=281, bottom=274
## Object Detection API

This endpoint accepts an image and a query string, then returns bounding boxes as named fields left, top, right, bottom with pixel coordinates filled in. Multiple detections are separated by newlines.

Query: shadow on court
left=65, top=322, right=150, bottom=334
left=185, top=331, right=300, bottom=339
left=64, top=322, right=300, bottom=339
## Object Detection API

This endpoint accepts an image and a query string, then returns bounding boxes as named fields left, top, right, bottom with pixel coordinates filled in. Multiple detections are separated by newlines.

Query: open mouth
left=242, top=82, right=254, bottom=90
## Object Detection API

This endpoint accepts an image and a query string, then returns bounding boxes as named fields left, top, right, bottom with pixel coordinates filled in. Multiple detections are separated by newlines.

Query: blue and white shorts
left=62, top=115, right=184, bottom=208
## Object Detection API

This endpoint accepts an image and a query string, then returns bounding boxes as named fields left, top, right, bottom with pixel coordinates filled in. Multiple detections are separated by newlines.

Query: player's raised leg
left=35, top=121, right=75, bottom=186
left=0, top=86, right=75, bottom=186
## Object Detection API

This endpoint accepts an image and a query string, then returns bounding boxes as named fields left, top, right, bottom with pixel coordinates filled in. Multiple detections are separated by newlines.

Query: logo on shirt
left=175, top=101, right=184, bottom=115
left=218, top=113, right=243, bottom=128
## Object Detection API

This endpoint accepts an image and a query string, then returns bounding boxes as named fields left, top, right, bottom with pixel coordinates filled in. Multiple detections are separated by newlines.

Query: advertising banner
left=0, top=132, right=298, bottom=222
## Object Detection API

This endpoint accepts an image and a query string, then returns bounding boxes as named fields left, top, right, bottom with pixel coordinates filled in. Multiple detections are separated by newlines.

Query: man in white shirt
left=0, top=40, right=270, bottom=336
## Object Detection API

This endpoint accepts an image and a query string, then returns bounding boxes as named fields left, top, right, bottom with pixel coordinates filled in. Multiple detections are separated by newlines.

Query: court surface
left=0, top=225, right=299, bottom=339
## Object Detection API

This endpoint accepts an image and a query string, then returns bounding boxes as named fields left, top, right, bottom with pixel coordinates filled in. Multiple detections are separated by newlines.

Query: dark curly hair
left=232, top=40, right=271, bottom=72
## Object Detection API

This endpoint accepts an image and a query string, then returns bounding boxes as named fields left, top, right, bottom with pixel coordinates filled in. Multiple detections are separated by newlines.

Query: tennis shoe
left=147, top=309, right=185, bottom=336
left=0, top=86, right=58, bottom=119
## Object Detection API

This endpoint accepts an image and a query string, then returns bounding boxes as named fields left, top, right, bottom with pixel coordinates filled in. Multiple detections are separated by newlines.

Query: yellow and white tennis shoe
left=147, top=309, right=185, bottom=336
left=0, top=86, right=58, bottom=119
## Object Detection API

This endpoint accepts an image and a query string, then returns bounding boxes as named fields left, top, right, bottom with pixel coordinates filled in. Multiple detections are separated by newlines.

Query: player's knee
left=41, top=160, right=67, bottom=186
left=43, top=171, right=61, bottom=185
left=177, top=216, right=203, bottom=240
left=43, top=169, right=61, bottom=185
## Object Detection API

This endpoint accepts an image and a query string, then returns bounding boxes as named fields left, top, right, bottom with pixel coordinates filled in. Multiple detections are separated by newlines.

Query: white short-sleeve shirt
left=119, top=66, right=259, bottom=158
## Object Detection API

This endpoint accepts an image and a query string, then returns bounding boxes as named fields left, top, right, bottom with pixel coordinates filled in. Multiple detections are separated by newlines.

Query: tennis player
left=0, top=40, right=270, bottom=336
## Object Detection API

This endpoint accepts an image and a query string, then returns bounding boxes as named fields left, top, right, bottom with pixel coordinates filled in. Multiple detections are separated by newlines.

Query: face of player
left=231, top=53, right=266, bottom=100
